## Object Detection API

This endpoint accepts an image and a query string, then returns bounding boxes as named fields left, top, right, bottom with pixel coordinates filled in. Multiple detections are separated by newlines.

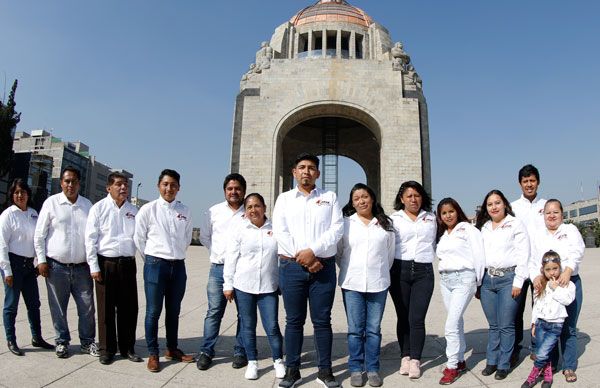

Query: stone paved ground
left=1, top=247, right=598, bottom=387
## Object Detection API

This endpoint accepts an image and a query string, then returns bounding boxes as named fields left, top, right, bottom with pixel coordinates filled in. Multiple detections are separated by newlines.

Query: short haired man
left=134, top=169, right=193, bottom=372
left=511, top=164, right=546, bottom=364
left=272, top=153, right=344, bottom=388
left=85, top=172, right=141, bottom=365
left=196, top=173, right=248, bottom=370
left=34, top=167, right=98, bottom=358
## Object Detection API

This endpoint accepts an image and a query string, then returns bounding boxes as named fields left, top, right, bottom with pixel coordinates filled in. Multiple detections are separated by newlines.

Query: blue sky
left=2, top=0, right=599, bottom=219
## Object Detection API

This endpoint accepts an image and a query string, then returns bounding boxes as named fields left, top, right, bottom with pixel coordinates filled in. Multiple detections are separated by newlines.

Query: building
left=9, top=152, right=53, bottom=211
left=563, top=195, right=600, bottom=226
left=230, top=0, right=430, bottom=212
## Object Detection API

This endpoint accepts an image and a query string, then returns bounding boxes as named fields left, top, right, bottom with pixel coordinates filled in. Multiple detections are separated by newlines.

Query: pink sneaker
left=521, top=365, right=542, bottom=388
left=399, top=356, right=410, bottom=375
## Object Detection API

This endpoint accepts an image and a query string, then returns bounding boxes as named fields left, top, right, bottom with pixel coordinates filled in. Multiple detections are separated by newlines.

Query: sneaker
left=232, top=354, right=248, bottom=369
left=439, top=368, right=460, bottom=385
left=350, top=371, right=365, bottom=387
left=367, top=371, right=383, bottom=387
left=196, top=352, right=212, bottom=370
left=317, top=368, right=341, bottom=388
left=245, top=360, right=259, bottom=380
left=399, top=356, right=410, bottom=375
left=279, top=367, right=302, bottom=388
left=409, top=359, right=421, bottom=379
left=56, top=343, right=69, bottom=358
left=542, top=362, right=553, bottom=385
left=521, top=365, right=542, bottom=388
left=80, top=342, right=100, bottom=357
left=274, top=358, right=286, bottom=379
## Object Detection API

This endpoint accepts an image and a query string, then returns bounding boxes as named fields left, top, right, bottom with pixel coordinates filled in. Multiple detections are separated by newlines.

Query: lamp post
left=136, top=182, right=142, bottom=208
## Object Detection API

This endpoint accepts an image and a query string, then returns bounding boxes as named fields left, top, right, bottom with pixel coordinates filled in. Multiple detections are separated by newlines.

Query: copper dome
left=291, top=0, right=373, bottom=28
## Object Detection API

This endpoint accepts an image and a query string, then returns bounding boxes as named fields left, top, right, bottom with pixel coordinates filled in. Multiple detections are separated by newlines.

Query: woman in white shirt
left=389, top=181, right=436, bottom=379
left=223, top=193, right=284, bottom=381
left=529, top=199, right=585, bottom=383
left=475, top=189, right=530, bottom=380
left=337, top=183, right=395, bottom=387
left=0, top=179, right=54, bottom=356
left=435, top=198, right=485, bottom=385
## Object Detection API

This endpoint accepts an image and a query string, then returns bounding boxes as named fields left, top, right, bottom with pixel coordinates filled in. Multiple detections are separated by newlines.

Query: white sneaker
left=81, top=342, right=100, bottom=357
left=274, top=358, right=286, bottom=379
left=245, top=360, right=259, bottom=380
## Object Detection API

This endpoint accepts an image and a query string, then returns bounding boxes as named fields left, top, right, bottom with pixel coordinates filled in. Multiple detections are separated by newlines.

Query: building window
left=563, top=212, right=568, bottom=219
left=569, top=209, right=578, bottom=218
left=355, top=33, right=363, bottom=59
left=579, top=205, right=597, bottom=216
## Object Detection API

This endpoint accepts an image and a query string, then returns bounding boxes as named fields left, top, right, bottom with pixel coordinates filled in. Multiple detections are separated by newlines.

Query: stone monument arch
left=231, top=0, right=430, bottom=212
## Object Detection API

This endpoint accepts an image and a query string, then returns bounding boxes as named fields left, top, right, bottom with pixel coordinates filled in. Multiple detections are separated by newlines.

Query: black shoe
left=123, top=351, right=142, bottom=362
left=481, top=364, right=497, bottom=376
left=232, top=354, right=248, bottom=369
left=196, top=352, right=212, bottom=370
left=99, top=354, right=115, bottom=365
left=510, top=350, right=520, bottom=368
left=495, top=369, right=509, bottom=380
left=7, top=341, right=24, bottom=356
left=31, top=337, right=54, bottom=350
left=317, top=368, right=341, bottom=388
left=279, top=367, right=302, bottom=388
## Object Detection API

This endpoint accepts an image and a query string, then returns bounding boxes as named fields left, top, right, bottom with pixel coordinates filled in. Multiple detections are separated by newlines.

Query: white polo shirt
left=200, top=201, right=245, bottom=264
left=390, top=209, right=437, bottom=263
left=436, top=222, right=486, bottom=286
left=0, top=205, right=38, bottom=276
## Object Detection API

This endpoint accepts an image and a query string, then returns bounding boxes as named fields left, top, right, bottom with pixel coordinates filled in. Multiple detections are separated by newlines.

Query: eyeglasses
left=542, top=257, right=561, bottom=264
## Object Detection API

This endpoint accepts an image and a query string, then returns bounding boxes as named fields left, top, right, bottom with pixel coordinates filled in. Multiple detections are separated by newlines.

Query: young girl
left=522, top=250, right=575, bottom=388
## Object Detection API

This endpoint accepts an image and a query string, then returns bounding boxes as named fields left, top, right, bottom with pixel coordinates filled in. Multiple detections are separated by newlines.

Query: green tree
left=0, top=79, right=21, bottom=176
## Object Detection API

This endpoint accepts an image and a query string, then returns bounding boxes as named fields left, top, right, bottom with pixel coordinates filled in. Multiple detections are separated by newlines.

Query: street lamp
left=136, top=182, right=142, bottom=208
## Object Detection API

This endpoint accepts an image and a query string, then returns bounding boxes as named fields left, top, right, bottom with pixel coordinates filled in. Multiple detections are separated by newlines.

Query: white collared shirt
left=529, top=223, right=585, bottom=279
left=272, top=186, right=343, bottom=258
left=200, top=201, right=245, bottom=264
left=480, top=214, right=530, bottom=288
left=511, top=195, right=547, bottom=239
left=85, top=195, right=138, bottom=273
left=436, top=222, right=486, bottom=286
left=223, top=218, right=279, bottom=294
left=0, top=205, right=38, bottom=276
left=531, top=281, right=576, bottom=324
left=336, top=214, right=395, bottom=293
left=134, top=196, right=192, bottom=261
left=34, top=193, right=92, bottom=264
left=390, top=209, right=437, bottom=263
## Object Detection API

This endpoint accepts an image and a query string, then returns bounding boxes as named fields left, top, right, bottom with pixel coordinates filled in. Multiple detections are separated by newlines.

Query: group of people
left=0, top=154, right=585, bottom=388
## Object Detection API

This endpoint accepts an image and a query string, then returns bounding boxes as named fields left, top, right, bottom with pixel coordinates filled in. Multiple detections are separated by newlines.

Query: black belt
left=47, top=257, right=88, bottom=268
left=98, top=255, right=134, bottom=262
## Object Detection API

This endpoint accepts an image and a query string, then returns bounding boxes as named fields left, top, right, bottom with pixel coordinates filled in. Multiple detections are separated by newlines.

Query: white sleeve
left=223, top=226, right=241, bottom=292
left=0, top=212, right=13, bottom=277
left=272, top=194, right=296, bottom=257
left=387, top=228, right=396, bottom=270
left=308, top=194, right=344, bottom=257
left=34, top=200, right=52, bottom=265
left=562, top=225, right=585, bottom=274
left=467, top=224, right=486, bottom=286
left=528, top=232, right=542, bottom=281
left=134, top=205, right=149, bottom=260
left=84, top=205, right=101, bottom=273
left=552, top=281, right=576, bottom=306
left=512, top=219, right=531, bottom=288
left=199, top=208, right=212, bottom=249
left=185, top=209, right=193, bottom=249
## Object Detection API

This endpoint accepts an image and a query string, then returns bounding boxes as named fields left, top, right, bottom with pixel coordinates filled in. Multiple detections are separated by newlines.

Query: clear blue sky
left=2, top=0, right=599, bottom=219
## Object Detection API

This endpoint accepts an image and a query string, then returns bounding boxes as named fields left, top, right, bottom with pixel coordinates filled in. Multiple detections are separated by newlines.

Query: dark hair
left=158, top=169, right=180, bottom=185
left=475, top=189, right=515, bottom=229
left=6, top=178, right=34, bottom=209
left=342, top=183, right=393, bottom=232
left=393, top=180, right=432, bottom=212
left=293, top=153, right=319, bottom=169
left=537, top=250, right=562, bottom=298
left=223, top=173, right=247, bottom=192
left=518, top=164, right=540, bottom=183
left=107, top=172, right=128, bottom=186
left=544, top=198, right=563, bottom=213
left=61, top=166, right=81, bottom=181
left=435, top=197, right=470, bottom=242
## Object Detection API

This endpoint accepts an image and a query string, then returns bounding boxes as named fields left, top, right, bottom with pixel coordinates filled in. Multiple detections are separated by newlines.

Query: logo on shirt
left=267, top=231, right=273, bottom=237
left=423, top=216, right=435, bottom=223
left=456, top=226, right=466, bottom=233
left=31, top=214, right=38, bottom=219
left=125, top=212, right=136, bottom=219
left=557, top=233, right=568, bottom=240
left=176, top=213, right=188, bottom=221
left=315, top=198, right=331, bottom=206
left=500, top=222, right=513, bottom=229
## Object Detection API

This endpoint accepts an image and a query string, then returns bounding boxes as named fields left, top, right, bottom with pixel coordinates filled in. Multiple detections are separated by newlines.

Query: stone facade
left=231, top=0, right=430, bottom=212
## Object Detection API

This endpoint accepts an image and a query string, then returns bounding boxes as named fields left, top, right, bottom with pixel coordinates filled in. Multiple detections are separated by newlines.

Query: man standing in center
left=196, top=173, right=248, bottom=370
left=272, top=153, right=344, bottom=388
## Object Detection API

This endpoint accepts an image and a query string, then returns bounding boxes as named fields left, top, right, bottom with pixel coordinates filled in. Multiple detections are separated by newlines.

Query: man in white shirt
left=34, top=167, right=98, bottom=359
left=134, top=169, right=193, bottom=373
left=85, top=172, right=141, bottom=365
left=511, top=164, right=546, bottom=364
left=272, top=153, right=344, bottom=388
left=196, top=173, right=247, bottom=370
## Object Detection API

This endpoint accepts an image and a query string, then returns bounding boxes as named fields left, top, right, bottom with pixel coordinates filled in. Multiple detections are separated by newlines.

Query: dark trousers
left=389, top=260, right=434, bottom=360
left=96, top=255, right=138, bottom=356
left=514, top=278, right=533, bottom=354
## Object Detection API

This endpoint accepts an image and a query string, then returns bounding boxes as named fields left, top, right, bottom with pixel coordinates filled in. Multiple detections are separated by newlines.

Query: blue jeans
left=440, top=269, right=477, bottom=368
left=551, top=274, right=583, bottom=371
left=342, top=289, right=387, bottom=372
left=45, top=259, right=95, bottom=345
left=144, top=255, right=187, bottom=355
left=199, top=263, right=245, bottom=357
left=534, top=319, right=563, bottom=368
left=234, top=289, right=283, bottom=361
left=480, top=271, right=519, bottom=370
left=2, top=254, right=42, bottom=342
left=279, top=257, right=336, bottom=369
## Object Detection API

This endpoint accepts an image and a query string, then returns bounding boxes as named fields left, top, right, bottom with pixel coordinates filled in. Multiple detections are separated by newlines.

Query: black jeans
left=514, top=278, right=533, bottom=354
left=389, top=260, right=434, bottom=360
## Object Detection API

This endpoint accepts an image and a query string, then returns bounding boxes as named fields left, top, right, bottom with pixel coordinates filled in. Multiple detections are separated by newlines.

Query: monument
left=230, top=0, right=430, bottom=211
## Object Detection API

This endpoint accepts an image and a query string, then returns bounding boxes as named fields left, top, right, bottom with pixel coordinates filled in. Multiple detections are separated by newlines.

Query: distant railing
left=297, top=49, right=350, bottom=59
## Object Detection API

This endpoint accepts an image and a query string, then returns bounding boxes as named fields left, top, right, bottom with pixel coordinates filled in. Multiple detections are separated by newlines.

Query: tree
left=0, top=79, right=21, bottom=176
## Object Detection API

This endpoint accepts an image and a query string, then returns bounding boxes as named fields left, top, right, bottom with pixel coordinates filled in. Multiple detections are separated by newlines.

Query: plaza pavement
left=1, top=247, right=598, bottom=388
